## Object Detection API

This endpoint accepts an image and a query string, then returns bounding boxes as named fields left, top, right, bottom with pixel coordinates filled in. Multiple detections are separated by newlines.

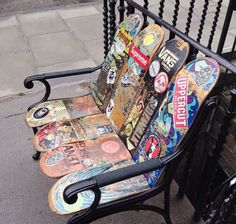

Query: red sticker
left=154, top=72, right=169, bottom=93
left=129, top=44, right=150, bottom=70
left=173, top=76, right=189, bottom=129
left=144, top=135, right=161, bottom=159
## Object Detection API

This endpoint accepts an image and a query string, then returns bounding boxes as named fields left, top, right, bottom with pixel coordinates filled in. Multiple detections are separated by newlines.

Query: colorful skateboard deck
left=133, top=57, right=220, bottom=187
left=26, top=14, right=144, bottom=128
left=34, top=114, right=114, bottom=152
left=106, top=24, right=164, bottom=131
left=119, top=38, right=190, bottom=153
left=40, top=134, right=132, bottom=178
left=92, top=14, right=144, bottom=111
left=25, top=95, right=101, bottom=128
left=48, top=160, right=149, bottom=215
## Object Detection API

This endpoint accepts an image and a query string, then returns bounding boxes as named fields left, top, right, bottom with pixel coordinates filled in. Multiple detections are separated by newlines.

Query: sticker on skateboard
left=25, top=14, right=144, bottom=128
left=48, top=160, right=149, bottom=215
left=34, top=114, right=114, bottom=152
left=120, top=39, right=190, bottom=153
left=92, top=14, right=144, bottom=111
left=40, top=134, right=132, bottom=178
left=133, top=57, right=220, bottom=187
left=106, top=24, right=165, bottom=130
left=25, top=95, right=101, bottom=128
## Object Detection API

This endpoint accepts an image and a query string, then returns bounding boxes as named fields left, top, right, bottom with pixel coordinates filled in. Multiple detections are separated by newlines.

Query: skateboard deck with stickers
left=48, top=159, right=149, bottom=215
left=25, top=14, right=144, bottom=128
left=39, top=134, right=132, bottom=178
left=25, top=95, right=101, bottom=128
left=34, top=114, right=114, bottom=152
left=133, top=57, right=220, bottom=187
left=92, top=14, right=144, bottom=111
left=119, top=38, right=189, bottom=153
left=106, top=24, right=164, bottom=131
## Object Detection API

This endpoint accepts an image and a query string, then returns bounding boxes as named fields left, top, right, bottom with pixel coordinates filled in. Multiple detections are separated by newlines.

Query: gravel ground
left=0, top=0, right=99, bottom=15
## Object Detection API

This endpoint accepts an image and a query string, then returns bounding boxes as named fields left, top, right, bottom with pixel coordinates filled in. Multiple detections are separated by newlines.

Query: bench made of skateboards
left=25, top=14, right=220, bottom=216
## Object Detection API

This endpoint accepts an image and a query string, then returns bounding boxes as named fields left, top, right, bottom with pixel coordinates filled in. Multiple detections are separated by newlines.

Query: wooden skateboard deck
left=92, top=13, right=144, bottom=111
left=106, top=24, right=164, bottom=131
left=25, top=14, right=144, bottom=128
left=34, top=114, right=114, bottom=152
left=119, top=38, right=190, bottom=153
left=48, top=160, right=149, bottom=215
left=133, top=57, right=220, bottom=187
left=25, top=95, right=101, bottom=128
left=39, top=134, right=132, bottom=178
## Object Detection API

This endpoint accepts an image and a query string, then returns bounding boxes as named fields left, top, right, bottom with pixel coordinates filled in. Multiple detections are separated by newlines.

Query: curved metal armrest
left=24, top=64, right=102, bottom=110
left=63, top=148, right=183, bottom=204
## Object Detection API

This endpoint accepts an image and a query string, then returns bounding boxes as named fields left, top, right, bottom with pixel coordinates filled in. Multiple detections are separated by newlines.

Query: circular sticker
left=154, top=72, right=169, bottom=93
left=144, top=135, right=161, bottom=159
left=149, top=60, right=160, bottom=77
left=33, top=107, right=49, bottom=119
left=102, top=141, right=120, bottom=153
left=143, top=32, right=157, bottom=46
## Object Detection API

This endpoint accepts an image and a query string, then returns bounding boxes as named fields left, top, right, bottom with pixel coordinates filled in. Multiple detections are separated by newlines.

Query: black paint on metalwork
left=158, top=0, right=165, bottom=19
left=126, top=1, right=134, bottom=16
left=197, top=0, right=209, bottom=43
left=143, top=0, right=149, bottom=27
left=207, top=0, right=223, bottom=49
left=118, top=0, right=125, bottom=23
left=185, top=0, right=195, bottom=35
left=103, top=0, right=109, bottom=57
left=169, top=0, right=180, bottom=39
left=109, top=0, right=117, bottom=47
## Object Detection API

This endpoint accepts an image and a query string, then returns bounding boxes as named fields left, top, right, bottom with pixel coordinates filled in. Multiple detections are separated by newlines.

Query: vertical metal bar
left=109, top=0, right=117, bottom=47
left=185, top=0, right=196, bottom=35
left=225, top=36, right=236, bottom=75
left=142, top=0, right=149, bottom=27
left=103, top=0, right=109, bottom=58
left=126, top=1, right=134, bottom=16
left=196, top=0, right=209, bottom=43
left=217, top=0, right=235, bottom=55
left=169, top=0, right=180, bottom=39
left=158, top=0, right=165, bottom=19
left=207, top=0, right=223, bottom=50
left=118, top=0, right=125, bottom=23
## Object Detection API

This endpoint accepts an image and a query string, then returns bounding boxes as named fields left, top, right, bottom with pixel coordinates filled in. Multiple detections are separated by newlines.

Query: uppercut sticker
left=154, top=72, right=169, bottom=93
left=173, top=76, right=189, bottom=129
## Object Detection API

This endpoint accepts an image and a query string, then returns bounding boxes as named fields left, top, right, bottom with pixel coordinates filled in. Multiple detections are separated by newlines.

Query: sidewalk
left=0, top=1, right=235, bottom=224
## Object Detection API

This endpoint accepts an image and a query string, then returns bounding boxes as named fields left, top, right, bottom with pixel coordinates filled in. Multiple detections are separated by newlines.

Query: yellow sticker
left=143, top=32, right=157, bottom=46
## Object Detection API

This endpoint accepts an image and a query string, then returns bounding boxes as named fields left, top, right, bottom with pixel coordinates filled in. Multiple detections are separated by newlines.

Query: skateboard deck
left=25, top=95, right=101, bottom=128
left=48, top=160, right=149, bottom=215
left=119, top=38, right=190, bottom=153
left=92, top=13, right=144, bottom=111
left=106, top=24, right=164, bottom=131
left=40, top=134, right=132, bottom=178
left=133, top=57, right=220, bottom=187
left=34, top=114, right=114, bottom=152
left=25, top=14, right=144, bottom=128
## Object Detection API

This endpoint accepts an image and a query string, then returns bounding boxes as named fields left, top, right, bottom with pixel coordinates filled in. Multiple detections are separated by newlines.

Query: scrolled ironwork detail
left=185, top=0, right=196, bottom=35
left=158, top=0, right=165, bottom=19
left=103, top=0, right=109, bottom=57
left=109, top=0, right=117, bottom=47
left=172, top=0, right=180, bottom=27
left=197, top=0, right=209, bottom=43
left=207, top=0, right=223, bottom=49
left=143, top=0, right=149, bottom=27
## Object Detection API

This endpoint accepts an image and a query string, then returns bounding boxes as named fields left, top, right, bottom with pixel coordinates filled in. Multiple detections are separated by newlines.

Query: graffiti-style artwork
left=26, top=95, right=101, bottom=128
left=107, top=24, right=165, bottom=131
left=120, top=39, right=189, bottom=153
left=34, top=114, right=114, bottom=151
left=49, top=160, right=149, bottom=215
left=93, top=14, right=144, bottom=111
left=133, top=58, right=220, bottom=187
left=40, top=134, right=132, bottom=178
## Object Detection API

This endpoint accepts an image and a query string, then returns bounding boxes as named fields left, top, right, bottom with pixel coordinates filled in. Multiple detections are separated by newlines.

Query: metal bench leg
left=32, top=127, right=41, bottom=161
left=164, top=184, right=172, bottom=224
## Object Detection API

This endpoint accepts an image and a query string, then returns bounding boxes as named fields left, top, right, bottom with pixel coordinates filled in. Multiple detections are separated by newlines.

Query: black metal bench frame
left=24, top=0, right=236, bottom=223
